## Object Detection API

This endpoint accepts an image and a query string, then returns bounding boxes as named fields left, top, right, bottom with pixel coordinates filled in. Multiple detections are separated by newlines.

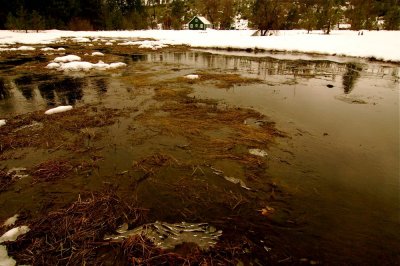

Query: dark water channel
left=0, top=50, right=399, bottom=264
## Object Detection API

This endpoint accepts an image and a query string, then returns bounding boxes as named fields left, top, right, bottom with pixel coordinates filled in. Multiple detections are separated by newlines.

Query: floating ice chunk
left=17, top=46, right=35, bottom=51
left=185, top=74, right=199, bottom=79
left=0, top=245, right=16, bottom=266
left=0, top=120, right=5, bottom=127
left=45, top=105, right=73, bottom=115
left=91, top=52, right=104, bottom=56
left=0, top=226, right=30, bottom=243
left=46, top=62, right=60, bottom=69
left=53, top=55, right=81, bottom=63
left=249, top=148, right=268, bottom=157
left=3, top=215, right=18, bottom=227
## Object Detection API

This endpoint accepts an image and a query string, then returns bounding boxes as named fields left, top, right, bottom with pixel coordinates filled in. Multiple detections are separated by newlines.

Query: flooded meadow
left=0, top=40, right=399, bottom=265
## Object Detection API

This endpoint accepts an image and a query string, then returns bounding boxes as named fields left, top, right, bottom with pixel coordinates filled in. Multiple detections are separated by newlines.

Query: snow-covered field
left=0, top=29, right=399, bottom=62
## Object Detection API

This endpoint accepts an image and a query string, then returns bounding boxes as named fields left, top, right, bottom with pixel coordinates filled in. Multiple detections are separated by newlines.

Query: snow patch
left=56, top=61, right=126, bottom=71
left=53, top=54, right=81, bottom=63
left=72, top=37, right=91, bottom=43
left=249, top=148, right=268, bottom=157
left=46, top=62, right=61, bottom=69
left=41, top=47, right=55, bottom=51
left=185, top=74, right=199, bottom=79
left=17, top=46, right=35, bottom=51
left=45, top=105, right=73, bottom=115
left=0, top=226, right=30, bottom=243
left=3, top=215, right=18, bottom=227
left=91, top=51, right=104, bottom=56
left=0, top=245, right=16, bottom=266
left=0, top=120, right=6, bottom=127
left=105, top=42, right=113, bottom=46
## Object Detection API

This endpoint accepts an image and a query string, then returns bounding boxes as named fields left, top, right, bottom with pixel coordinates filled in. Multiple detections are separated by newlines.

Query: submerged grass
left=0, top=105, right=128, bottom=156
left=6, top=190, right=147, bottom=265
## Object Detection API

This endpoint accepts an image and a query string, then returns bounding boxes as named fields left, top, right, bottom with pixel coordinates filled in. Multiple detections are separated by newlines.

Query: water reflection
left=0, top=78, right=10, bottom=100
left=343, top=63, right=362, bottom=94
left=94, top=78, right=108, bottom=94
left=38, top=77, right=84, bottom=106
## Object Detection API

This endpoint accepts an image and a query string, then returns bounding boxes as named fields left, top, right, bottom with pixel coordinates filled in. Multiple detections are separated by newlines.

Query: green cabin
left=188, top=16, right=212, bottom=30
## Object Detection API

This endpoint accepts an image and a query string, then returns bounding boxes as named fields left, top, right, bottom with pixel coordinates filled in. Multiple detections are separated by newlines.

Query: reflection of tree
left=0, top=78, right=10, bottom=100
left=39, top=77, right=84, bottom=106
left=342, top=63, right=362, bottom=94
left=95, top=79, right=108, bottom=94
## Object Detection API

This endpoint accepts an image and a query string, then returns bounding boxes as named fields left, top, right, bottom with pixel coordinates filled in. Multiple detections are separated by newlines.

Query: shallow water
left=0, top=49, right=399, bottom=264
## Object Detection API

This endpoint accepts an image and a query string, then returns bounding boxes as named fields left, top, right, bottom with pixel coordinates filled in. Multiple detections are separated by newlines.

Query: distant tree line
left=0, top=0, right=399, bottom=33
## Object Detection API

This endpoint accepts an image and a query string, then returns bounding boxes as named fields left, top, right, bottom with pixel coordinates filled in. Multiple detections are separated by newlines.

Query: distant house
left=188, top=16, right=212, bottom=30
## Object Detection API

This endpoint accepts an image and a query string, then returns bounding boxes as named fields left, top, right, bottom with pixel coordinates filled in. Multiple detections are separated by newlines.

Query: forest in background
left=0, top=0, right=399, bottom=34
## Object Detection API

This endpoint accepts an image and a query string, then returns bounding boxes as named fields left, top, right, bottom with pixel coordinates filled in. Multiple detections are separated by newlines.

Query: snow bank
left=0, top=245, right=16, bottom=266
left=0, top=29, right=399, bottom=61
left=0, top=120, right=6, bottom=127
left=45, top=105, right=73, bottom=115
left=0, top=45, right=35, bottom=52
left=53, top=54, right=81, bottom=63
left=0, top=226, right=30, bottom=243
left=185, top=74, right=199, bottom=79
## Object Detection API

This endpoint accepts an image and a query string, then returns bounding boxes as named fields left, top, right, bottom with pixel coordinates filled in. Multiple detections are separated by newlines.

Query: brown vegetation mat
left=0, top=105, right=128, bottom=156
left=6, top=190, right=147, bottom=265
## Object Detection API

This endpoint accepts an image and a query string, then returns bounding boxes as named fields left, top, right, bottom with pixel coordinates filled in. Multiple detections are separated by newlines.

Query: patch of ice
left=53, top=55, right=81, bottom=63
left=224, top=176, right=251, bottom=190
left=0, top=245, right=16, bottom=266
left=3, top=215, right=18, bottom=227
left=0, top=120, right=6, bottom=127
left=249, top=148, right=268, bottom=157
left=91, top=51, right=104, bottom=56
left=0, top=226, right=30, bottom=243
left=105, top=42, right=113, bottom=46
left=105, top=221, right=222, bottom=250
left=46, top=62, right=60, bottom=69
left=185, top=74, right=199, bottom=79
left=45, top=105, right=73, bottom=115
left=57, top=47, right=65, bottom=51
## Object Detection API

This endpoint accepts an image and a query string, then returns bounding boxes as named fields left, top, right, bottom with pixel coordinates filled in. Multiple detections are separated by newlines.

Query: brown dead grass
left=7, top=190, right=147, bottom=265
left=0, top=105, right=127, bottom=156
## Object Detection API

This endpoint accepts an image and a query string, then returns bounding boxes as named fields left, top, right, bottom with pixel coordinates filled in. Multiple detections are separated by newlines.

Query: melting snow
left=2, top=215, right=18, bottom=227
left=91, top=51, right=104, bottom=56
left=0, top=226, right=30, bottom=243
left=185, top=74, right=199, bottom=79
left=56, top=61, right=126, bottom=71
left=0, top=245, right=16, bottom=266
left=0, top=120, right=6, bottom=127
left=45, top=105, right=73, bottom=115
left=105, top=221, right=222, bottom=250
left=53, top=54, right=81, bottom=63
left=249, top=148, right=268, bottom=157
